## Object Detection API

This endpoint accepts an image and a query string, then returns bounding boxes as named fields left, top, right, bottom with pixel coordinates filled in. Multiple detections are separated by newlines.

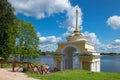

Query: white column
left=95, top=61, right=100, bottom=72
left=92, top=62, right=94, bottom=71
left=96, top=62, right=99, bottom=72
left=90, top=62, right=92, bottom=71
left=98, top=61, right=100, bottom=72
left=94, top=62, right=96, bottom=72
left=95, top=62, right=97, bottom=72
left=90, top=62, right=95, bottom=72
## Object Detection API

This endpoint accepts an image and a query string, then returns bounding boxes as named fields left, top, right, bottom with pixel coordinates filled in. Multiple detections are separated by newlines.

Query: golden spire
left=73, top=7, right=80, bottom=36
left=76, top=7, right=78, bottom=31
left=67, top=7, right=86, bottom=41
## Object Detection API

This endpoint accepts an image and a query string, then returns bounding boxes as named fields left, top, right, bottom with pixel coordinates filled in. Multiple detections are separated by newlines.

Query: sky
left=8, top=0, right=120, bottom=53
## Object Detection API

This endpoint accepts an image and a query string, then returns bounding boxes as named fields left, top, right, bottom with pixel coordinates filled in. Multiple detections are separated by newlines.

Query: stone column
left=53, top=55, right=62, bottom=71
left=79, top=54, right=101, bottom=72
left=79, top=55, right=92, bottom=71
left=61, top=57, right=65, bottom=71
left=82, top=61, right=91, bottom=70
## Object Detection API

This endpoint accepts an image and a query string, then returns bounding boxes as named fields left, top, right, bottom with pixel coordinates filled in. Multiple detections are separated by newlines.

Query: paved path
left=0, top=68, right=39, bottom=80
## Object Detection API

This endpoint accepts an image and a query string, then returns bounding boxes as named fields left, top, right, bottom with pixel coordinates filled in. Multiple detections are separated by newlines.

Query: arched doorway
left=61, top=45, right=82, bottom=70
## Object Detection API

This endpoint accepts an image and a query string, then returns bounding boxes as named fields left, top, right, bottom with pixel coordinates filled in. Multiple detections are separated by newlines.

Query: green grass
left=0, top=63, right=12, bottom=68
left=25, top=70, right=120, bottom=80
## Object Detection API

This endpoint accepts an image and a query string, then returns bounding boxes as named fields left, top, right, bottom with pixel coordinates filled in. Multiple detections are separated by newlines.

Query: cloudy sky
left=8, top=0, right=120, bottom=53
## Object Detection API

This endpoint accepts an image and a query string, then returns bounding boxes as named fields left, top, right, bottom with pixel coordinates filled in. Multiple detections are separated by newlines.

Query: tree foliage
left=14, top=19, right=40, bottom=61
left=0, top=0, right=15, bottom=58
left=0, top=0, right=40, bottom=60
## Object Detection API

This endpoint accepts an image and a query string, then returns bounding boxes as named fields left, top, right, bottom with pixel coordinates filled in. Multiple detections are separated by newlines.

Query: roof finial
left=76, top=7, right=78, bottom=31
left=73, top=7, right=80, bottom=36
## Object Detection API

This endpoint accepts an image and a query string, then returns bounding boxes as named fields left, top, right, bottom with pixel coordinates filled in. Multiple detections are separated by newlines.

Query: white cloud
left=82, top=31, right=120, bottom=53
left=98, top=39, right=120, bottom=53
left=37, top=32, right=61, bottom=51
left=8, top=0, right=71, bottom=19
left=83, top=31, right=101, bottom=46
left=107, top=15, right=120, bottom=29
left=40, top=36, right=61, bottom=44
left=111, top=39, right=120, bottom=48
left=40, top=44, right=58, bottom=52
left=113, top=39, right=120, bottom=44
left=37, top=32, right=41, bottom=37
left=82, top=31, right=103, bottom=52
left=8, top=0, right=82, bottom=37
left=62, top=26, right=75, bottom=37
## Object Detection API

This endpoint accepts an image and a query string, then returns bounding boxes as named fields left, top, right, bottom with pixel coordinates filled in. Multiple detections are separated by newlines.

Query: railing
left=27, top=63, right=50, bottom=74
left=0, top=59, right=59, bottom=74
left=0, top=59, right=12, bottom=68
left=12, top=61, right=50, bottom=75
left=0, top=60, right=50, bottom=75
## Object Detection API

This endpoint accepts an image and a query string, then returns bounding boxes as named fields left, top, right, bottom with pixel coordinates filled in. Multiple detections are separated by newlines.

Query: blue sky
left=8, top=0, right=120, bottom=53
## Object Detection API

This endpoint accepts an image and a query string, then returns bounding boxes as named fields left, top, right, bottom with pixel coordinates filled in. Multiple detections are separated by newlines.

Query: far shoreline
left=100, top=53, right=120, bottom=56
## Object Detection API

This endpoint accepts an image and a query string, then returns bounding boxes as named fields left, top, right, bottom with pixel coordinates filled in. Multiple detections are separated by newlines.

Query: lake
left=25, top=55, right=120, bottom=72
left=101, top=56, right=120, bottom=72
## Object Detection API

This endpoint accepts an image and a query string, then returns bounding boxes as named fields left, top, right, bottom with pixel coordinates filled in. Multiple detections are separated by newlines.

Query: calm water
left=101, top=56, right=120, bottom=72
left=26, top=55, right=120, bottom=72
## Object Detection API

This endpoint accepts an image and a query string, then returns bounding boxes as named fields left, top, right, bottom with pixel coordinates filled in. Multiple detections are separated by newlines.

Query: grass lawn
left=0, top=63, right=12, bottom=68
left=26, top=69, right=120, bottom=80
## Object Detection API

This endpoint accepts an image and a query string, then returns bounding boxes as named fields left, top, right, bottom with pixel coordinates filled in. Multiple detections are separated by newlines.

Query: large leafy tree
left=0, top=0, right=15, bottom=58
left=14, top=19, right=40, bottom=61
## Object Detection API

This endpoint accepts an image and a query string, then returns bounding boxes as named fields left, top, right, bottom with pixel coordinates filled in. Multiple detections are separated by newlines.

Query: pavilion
left=54, top=8, right=100, bottom=72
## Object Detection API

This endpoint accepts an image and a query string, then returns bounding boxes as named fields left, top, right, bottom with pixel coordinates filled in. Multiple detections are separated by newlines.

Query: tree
left=14, top=19, right=40, bottom=61
left=0, top=0, right=15, bottom=59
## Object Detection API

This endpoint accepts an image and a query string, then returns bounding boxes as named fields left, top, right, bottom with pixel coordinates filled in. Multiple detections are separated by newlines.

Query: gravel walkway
left=0, top=68, right=39, bottom=80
